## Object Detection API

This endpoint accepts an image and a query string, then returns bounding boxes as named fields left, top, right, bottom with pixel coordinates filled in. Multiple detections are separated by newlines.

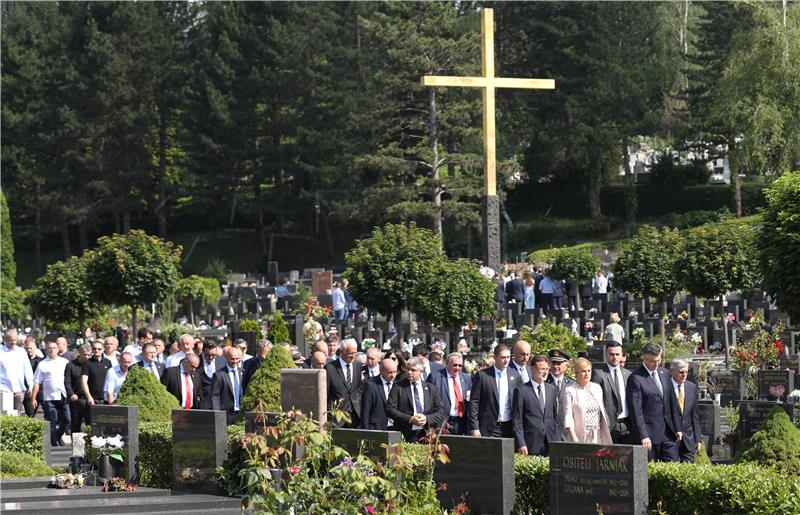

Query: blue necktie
left=412, top=383, right=423, bottom=414
left=232, top=368, right=240, bottom=410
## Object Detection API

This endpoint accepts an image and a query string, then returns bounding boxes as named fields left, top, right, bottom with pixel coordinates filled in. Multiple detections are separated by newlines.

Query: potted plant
left=90, top=434, right=125, bottom=480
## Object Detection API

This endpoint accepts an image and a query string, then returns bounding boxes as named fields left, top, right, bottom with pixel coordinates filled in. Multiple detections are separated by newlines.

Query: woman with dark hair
left=383, top=348, right=408, bottom=381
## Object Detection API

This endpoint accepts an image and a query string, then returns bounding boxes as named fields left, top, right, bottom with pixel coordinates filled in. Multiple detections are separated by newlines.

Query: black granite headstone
left=433, top=435, right=515, bottom=515
left=244, top=411, right=281, bottom=434
left=587, top=343, right=608, bottom=362
left=331, top=428, right=402, bottom=462
left=550, top=442, right=648, bottom=515
left=707, top=370, right=743, bottom=407
left=696, top=400, right=720, bottom=454
left=738, top=401, right=795, bottom=439
left=90, top=405, right=139, bottom=481
left=757, top=370, right=794, bottom=401
left=172, top=409, right=227, bottom=495
left=479, top=319, right=497, bottom=348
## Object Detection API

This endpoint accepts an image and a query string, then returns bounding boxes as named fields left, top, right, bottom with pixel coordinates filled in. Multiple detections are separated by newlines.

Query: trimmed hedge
left=116, top=365, right=180, bottom=423
left=0, top=415, right=45, bottom=459
left=0, top=450, right=57, bottom=478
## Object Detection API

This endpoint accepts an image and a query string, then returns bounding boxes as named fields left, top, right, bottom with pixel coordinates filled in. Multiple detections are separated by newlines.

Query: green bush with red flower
left=730, top=322, right=785, bottom=398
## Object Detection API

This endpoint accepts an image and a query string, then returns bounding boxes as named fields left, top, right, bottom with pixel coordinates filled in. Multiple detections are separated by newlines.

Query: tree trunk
left=228, top=190, right=238, bottom=226
left=130, top=304, right=138, bottom=337
left=622, top=138, right=632, bottom=185
left=733, top=168, right=742, bottom=218
left=393, top=309, right=404, bottom=350
left=113, top=208, right=122, bottom=234
left=258, top=209, right=268, bottom=256
left=60, top=219, right=72, bottom=259
left=446, top=134, right=456, bottom=178
left=322, top=213, right=335, bottom=262
left=588, top=156, right=602, bottom=219
left=659, top=298, right=668, bottom=344
left=78, top=220, right=88, bottom=251
left=428, top=88, right=443, bottom=246
left=187, top=301, right=195, bottom=327
left=34, top=201, right=43, bottom=275
left=122, top=212, right=131, bottom=234
left=157, top=99, right=168, bottom=239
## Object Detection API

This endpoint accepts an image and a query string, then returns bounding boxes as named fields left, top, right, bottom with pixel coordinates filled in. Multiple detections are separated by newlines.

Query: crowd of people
left=1, top=324, right=700, bottom=463
left=503, top=267, right=613, bottom=313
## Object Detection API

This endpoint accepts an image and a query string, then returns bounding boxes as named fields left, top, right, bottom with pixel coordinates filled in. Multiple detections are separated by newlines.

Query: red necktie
left=452, top=375, right=463, bottom=417
left=184, top=372, right=193, bottom=409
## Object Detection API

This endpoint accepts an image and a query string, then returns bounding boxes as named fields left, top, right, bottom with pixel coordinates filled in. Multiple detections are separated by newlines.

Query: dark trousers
left=648, top=439, right=679, bottom=462
left=490, top=420, right=514, bottom=438
left=69, top=398, right=90, bottom=433
left=611, top=418, right=636, bottom=445
left=23, top=391, right=41, bottom=417
left=446, top=416, right=468, bottom=436
left=540, top=294, right=553, bottom=313
left=552, top=295, right=563, bottom=310
left=44, top=399, right=71, bottom=446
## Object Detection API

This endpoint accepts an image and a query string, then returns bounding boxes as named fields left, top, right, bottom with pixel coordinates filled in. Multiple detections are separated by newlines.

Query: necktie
left=345, top=363, right=352, bottom=386
left=232, top=368, right=240, bottom=410
left=613, top=368, right=623, bottom=402
left=678, top=383, right=685, bottom=413
left=183, top=372, right=192, bottom=409
left=412, top=383, right=424, bottom=414
left=385, top=381, right=392, bottom=400
left=651, top=371, right=663, bottom=397
left=537, top=383, right=545, bottom=410
left=452, top=375, right=464, bottom=417
left=150, top=362, right=158, bottom=379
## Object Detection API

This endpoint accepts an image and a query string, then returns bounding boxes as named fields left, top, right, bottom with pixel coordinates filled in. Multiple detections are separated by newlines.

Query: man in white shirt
left=0, top=328, right=34, bottom=413
left=592, top=271, right=608, bottom=294
left=123, top=327, right=153, bottom=362
left=165, top=334, right=195, bottom=368
left=30, top=342, right=70, bottom=446
left=102, top=336, right=120, bottom=367
left=104, top=352, right=134, bottom=404
left=362, top=347, right=381, bottom=379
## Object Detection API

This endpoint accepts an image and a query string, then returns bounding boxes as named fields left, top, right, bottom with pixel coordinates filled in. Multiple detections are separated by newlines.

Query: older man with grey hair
left=669, top=358, right=701, bottom=463
left=386, top=356, right=445, bottom=441
left=325, top=338, right=361, bottom=427
left=429, top=352, right=472, bottom=435
left=165, top=334, right=196, bottom=368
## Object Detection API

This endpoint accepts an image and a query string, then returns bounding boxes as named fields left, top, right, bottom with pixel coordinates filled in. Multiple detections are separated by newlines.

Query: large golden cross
left=421, top=8, right=554, bottom=196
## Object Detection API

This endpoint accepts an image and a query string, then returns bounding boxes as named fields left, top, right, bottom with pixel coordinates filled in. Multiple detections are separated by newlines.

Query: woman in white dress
left=562, top=357, right=613, bottom=444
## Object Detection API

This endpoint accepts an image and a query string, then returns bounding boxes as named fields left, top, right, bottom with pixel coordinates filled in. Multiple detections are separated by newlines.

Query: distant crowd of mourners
left=1, top=323, right=700, bottom=463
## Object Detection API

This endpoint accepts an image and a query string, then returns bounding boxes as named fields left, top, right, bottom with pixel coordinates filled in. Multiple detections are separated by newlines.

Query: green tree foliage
left=613, top=225, right=682, bottom=301
left=344, top=222, right=443, bottom=322
left=28, top=256, right=100, bottom=331
left=758, top=172, right=800, bottom=320
left=84, top=230, right=182, bottom=333
left=736, top=407, right=800, bottom=475
left=676, top=220, right=760, bottom=300
left=175, top=275, right=219, bottom=324
left=242, top=344, right=296, bottom=412
left=547, top=248, right=600, bottom=286
left=115, top=366, right=179, bottom=423
left=518, top=318, right=586, bottom=358
left=409, top=259, right=495, bottom=330
left=238, top=319, right=263, bottom=342
left=1, top=191, right=15, bottom=289
left=268, top=312, right=290, bottom=344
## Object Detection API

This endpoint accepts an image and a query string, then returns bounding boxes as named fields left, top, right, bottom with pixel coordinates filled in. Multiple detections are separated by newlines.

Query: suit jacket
left=242, top=355, right=263, bottom=394
left=561, top=382, right=612, bottom=444
left=591, top=364, right=632, bottom=426
left=626, top=365, right=679, bottom=445
left=136, top=360, right=165, bottom=380
left=360, top=376, right=393, bottom=430
left=670, top=380, right=701, bottom=453
left=325, top=359, right=362, bottom=426
left=161, top=366, right=203, bottom=409
left=65, top=359, right=86, bottom=399
left=512, top=380, right=562, bottom=454
left=509, top=362, right=533, bottom=383
left=546, top=373, right=576, bottom=436
left=198, top=356, right=227, bottom=403
left=505, top=278, right=525, bottom=303
left=425, top=362, right=445, bottom=382
left=468, top=366, right=522, bottom=436
left=429, top=368, right=472, bottom=431
left=386, top=378, right=445, bottom=441
left=209, top=367, right=242, bottom=423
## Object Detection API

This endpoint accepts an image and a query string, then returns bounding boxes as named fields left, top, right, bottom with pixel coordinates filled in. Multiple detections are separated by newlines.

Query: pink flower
left=289, top=466, right=300, bottom=475
left=364, top=504, right=377, bottom=515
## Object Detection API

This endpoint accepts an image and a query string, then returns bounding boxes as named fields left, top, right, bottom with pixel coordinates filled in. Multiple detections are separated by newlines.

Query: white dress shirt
left=103, top=352, right=119, bottom=368
left=495, top=367, right=511, bottom=422
left=381, top=377, right=394, bottom=427
left=33, top=356, right=69, bottom=400
left=0, top=345, right=33, bottom=393
left=123, top=343, right=143, bottom=362
left=165, top=351, right=186, bottom=368
left=607, top=364, right=628, bottom=418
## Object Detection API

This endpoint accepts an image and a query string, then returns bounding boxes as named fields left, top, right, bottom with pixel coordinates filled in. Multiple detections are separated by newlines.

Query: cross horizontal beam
left=421, top=76, right=555, bottom=90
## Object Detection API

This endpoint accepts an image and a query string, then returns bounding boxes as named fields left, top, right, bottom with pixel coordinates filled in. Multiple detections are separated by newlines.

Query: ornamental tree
left=28, top=256, right=100, bottom=334
left=344, top=222, right=444, bottom=330
left=547, top=248, right=600, bottom=310
left=115, top=366, right=179, bottom=423
left=676, top=220, right=760, bottom=302
left=409, top=258, right=496, bottom=331
left=758, top=172, right=800, bottom=321
left=84, top=230, right=182, bottom=333
left=0, top=191, right=15, bottom=290
left=242, top=344, right=296, bottom=412
left=176, top=275, right=220, bottom=325
left=268, top=311, right=290, bottom=344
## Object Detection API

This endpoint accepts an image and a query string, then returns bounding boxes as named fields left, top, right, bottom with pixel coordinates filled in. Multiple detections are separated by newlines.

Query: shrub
left=115, top=366, right=180, bottom=423
left=665, top=209, right=730, bottom=229
left=735, top=407, right=800, bottom=475
left=0, top=451, right=57, bottom=478
left=518, top=318, right=586, bottom=358
left=241, top=344, right=296, bottom=412
left=0, top=415, right=45, bottom=459
left=514, top=455, right=549, bottom=514
left=268, top=311, right=290, bottom=344
left=238, top=318, right=263, bottom=341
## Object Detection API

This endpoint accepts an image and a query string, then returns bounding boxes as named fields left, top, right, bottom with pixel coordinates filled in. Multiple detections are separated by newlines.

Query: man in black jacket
left=66, top=344, right=91, bottom=433
left=386, top=357, right=445, bottom=442
left=162, top=354, right=203, bottom=409
left=210, top=347, right=244, bottom=424
left=669, top=358, right=702, bottom=463
left=325, top=338, right=362, bottom=427
left=360, top=357, right=398, bottom=430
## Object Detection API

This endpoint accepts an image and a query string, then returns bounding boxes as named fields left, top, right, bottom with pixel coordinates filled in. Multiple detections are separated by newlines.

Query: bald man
left=361, top=358, right=398, bottom=430
left=210, top=347, right=244, bottom=425
left=56, top=337, right=77, bottom=362
left=310, top=351, right=328, bottom=370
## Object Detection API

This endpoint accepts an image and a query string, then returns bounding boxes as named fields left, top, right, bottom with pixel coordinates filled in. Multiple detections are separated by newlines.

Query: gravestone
left=366, top=329, right=383, bottom=350
left=286, top=314, right=306, bottom=353
left=433, top=435, right=515, bottom=515
left=331, top=428, right=402, bottom=462
left=311, top=270, right=333, bottom=296
left=479, top=319, right=497, bottom=348
left=696, top=400, right=720, bottom=454
left=280, top=369, right=327, bottom=427
left=244, top=411, right=281, bottom=434
left=587, top=342, right=609, bottom=362
left=707, top=370, right=743, bottom=407
left=738, top=401, right=795, bottom=439
left=549, top=442, right=648, bottom=515
left=172, top=409, right=227, bottom=495
left=757, top=369, right=794, bottom=401
left=90, top=405, right=139, bottom=481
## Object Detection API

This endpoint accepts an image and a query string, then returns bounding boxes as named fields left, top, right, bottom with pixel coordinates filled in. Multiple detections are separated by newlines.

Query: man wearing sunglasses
left=429, top=352, right=472, bottom=435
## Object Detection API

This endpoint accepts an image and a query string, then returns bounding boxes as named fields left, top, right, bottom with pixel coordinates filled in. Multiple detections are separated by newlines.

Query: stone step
left=0, top=477, right=52, bottom=491
left=1, top=487, right=168, bottom=504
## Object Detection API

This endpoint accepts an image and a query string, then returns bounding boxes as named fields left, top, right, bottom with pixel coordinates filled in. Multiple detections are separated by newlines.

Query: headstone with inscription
left=738, top=401, right=795, bottom=439
left=550, top=442, right=648, bottom=515
left=280, top=369, right=327, bottom=427
left=757, top=369, right=794, bottom=401
left=696, top=400, right=720, bottom=454
left=311, top=270, right=333, bottom=296
left=433, top=435, right=515, bottom=515
left=90, top=405, right=139, bottom=481
left=172, top=409, right=227, bottom=495
left=707, top=369, right=744, bottom=407
left=331, top=428, right=402, bottom=462
left=479, top=319, right=497, bottom=349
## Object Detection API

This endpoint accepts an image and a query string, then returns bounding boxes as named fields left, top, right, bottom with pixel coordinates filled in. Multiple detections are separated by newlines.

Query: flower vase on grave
left=98, top=454, right=113, bottom=480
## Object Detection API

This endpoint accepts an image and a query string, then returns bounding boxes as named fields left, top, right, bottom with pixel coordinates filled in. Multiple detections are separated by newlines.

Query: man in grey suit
left=669, top=358, right=702, bottom=463
left=591, top=340, right=634, bottom=444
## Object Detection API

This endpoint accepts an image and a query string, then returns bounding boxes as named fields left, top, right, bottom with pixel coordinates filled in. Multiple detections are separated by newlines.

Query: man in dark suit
left=199, top=340, right=226, bottom=404
left=412, top=344, right=444, bottom=381
left=505, top=273, right=525, bottom=303
left=429, top=352, right=472, bottom=435
left=469, top=344, right=522, bottom=438
left=669, top=358, right=702, bottom=463
left=361, top=357, right=398, bottom=430
left=136, top=342, right=165, bottom=380
left=509, top=341, right=533, bottom=383
left=161, top=354, right=203, bottom=409
left=325, top=338, right=362, bottom=427
left=512, top=355, right=561, bottom=456
left=386, top=356, right=445, bottom=442
left=626, top=343, right=680, bottom=462
left=591, top=341, right=634, bottom=443
left=242, top=339, right=273, bottom=394
left=210, top=347, right=244, bottom=425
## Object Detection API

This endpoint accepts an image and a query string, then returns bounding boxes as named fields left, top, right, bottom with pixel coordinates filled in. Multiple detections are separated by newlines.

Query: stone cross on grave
left=421, top=7, right=554, bottom=269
